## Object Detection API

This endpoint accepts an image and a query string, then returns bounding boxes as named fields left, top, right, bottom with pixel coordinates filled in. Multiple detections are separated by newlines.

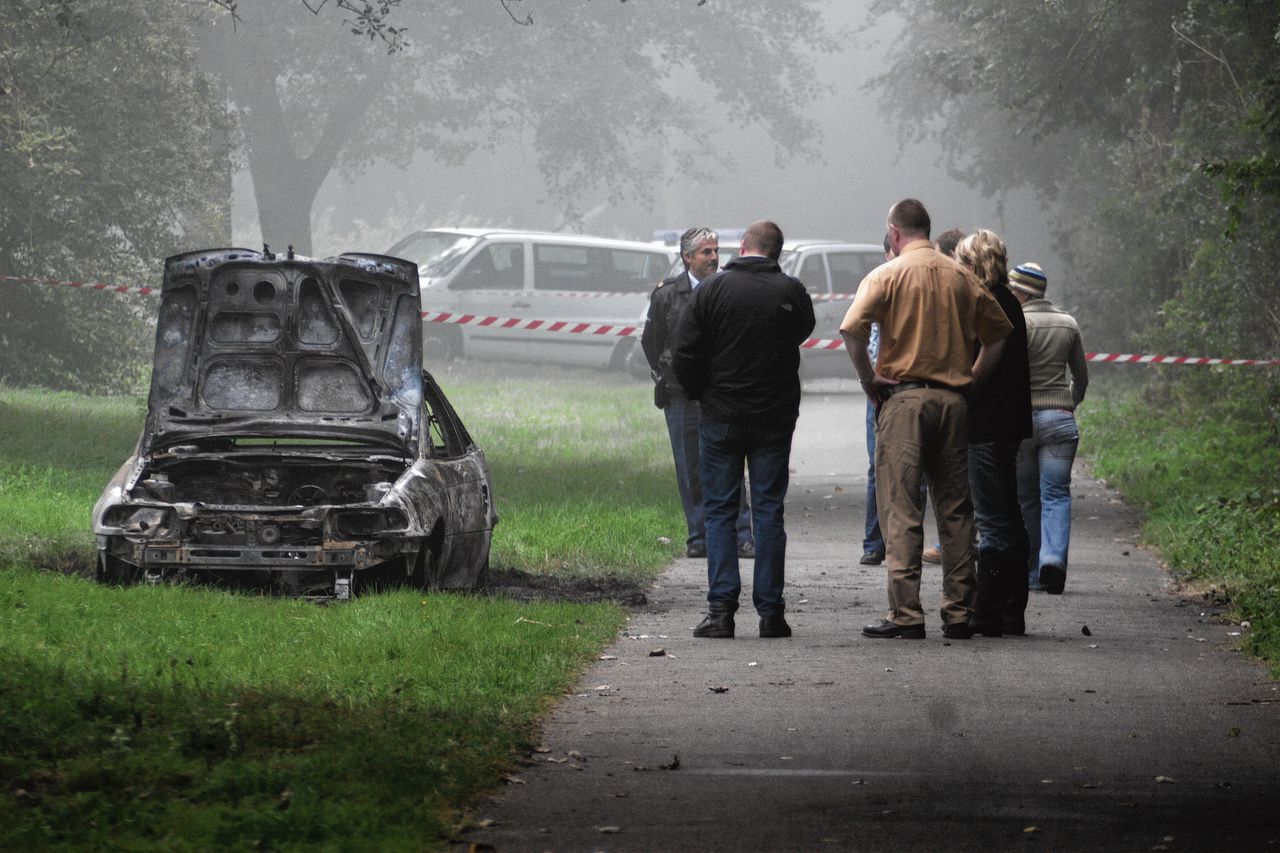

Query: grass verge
left=0, top=370, right=675, bottom=848
left=0, top=567, right=621, bottom=849
left=1080, top=376, right=1280, bottom=671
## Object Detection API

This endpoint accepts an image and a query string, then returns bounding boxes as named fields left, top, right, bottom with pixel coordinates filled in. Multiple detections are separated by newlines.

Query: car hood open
left=141, top=248, right=423, bottom=456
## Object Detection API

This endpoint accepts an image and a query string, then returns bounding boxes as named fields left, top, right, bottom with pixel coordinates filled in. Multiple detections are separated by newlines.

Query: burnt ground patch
left=483, top=567, right=648, bottom=607
left=24, top=553, right=649, bottom=607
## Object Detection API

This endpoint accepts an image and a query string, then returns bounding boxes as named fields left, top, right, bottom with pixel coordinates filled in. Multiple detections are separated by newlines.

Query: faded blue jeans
left=700, top=416, right=794, bottom=617
left=863, top=400, right=884, bottom=557
left=1016, top=409, right=1080, bottom=585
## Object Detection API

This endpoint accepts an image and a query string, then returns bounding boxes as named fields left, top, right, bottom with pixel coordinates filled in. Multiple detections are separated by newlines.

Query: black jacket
left=967, top=282, right=1032, bottom=444
left=640, top=269, right=694, bottom=408
left=671, top=256, right=816, bottom=425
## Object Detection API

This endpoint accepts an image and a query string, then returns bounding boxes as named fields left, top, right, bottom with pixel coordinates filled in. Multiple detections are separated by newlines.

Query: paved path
left=464, top=384, right=1280, bottom=852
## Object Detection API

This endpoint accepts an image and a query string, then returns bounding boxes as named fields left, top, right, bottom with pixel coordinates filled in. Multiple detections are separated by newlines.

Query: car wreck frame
left=92, top=248, right=498, bottom=598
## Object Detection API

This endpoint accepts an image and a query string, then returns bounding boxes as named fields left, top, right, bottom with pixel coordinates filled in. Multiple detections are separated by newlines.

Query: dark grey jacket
left=671, top=256, right=815, bottom=425
left=640, top=270, right=694, bottom=408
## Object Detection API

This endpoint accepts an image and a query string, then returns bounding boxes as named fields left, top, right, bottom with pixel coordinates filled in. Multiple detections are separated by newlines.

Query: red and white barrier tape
left=7, top=273, right=1278, bottom=366
left=0, top=273, right=158, bottom=296
left=422, top=310, right=639, bottom=339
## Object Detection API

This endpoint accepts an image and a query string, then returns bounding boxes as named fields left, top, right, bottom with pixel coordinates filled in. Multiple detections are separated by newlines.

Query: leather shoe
left=693, top=607, right=735, bottom=638
left=942, top=622, right=972, bottom=640
left=1040, top=564, right=1066, bottom=594
left=922, top=546, right=942, bottom=564
left=862, top=619, right=925, bottom=639
left=686, top=544, right=706, bottom=559
left=1003, top=619, right=1027, bottom=636
left=738, top=541, right=756, bottom=558
left=759, top=613, right=791, bottom=638
left=859, top=550, right=884, bottom=566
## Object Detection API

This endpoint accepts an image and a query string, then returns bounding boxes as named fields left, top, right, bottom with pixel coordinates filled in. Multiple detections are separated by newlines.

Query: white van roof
left=414, top=227, right=670, bottom=253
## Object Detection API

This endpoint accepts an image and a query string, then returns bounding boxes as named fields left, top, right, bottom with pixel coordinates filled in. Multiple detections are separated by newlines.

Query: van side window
left=796, top=254, right=827, bottom=294
left=451, top=242, right=523, bottom=291
left=828, top=252, right=880, bottom=295
left=533, top=245, right=592, bottom=291
left=607, top=250, right=666, bottom=293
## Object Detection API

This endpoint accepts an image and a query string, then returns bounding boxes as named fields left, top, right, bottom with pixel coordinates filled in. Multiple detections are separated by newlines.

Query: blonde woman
left=955, top=230, right=1033, bottom=636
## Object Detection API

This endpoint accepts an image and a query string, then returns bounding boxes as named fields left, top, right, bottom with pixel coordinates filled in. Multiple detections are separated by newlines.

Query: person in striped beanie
left=1008, top=262, right=1089, bottom=596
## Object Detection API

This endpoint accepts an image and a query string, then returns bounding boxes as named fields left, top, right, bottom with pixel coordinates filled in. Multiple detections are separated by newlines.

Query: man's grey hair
left=679, top=227, right=718, bottom=263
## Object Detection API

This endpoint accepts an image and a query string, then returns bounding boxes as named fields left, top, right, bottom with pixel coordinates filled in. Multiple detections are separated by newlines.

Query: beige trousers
left=873, top=387, right=976, bottom=626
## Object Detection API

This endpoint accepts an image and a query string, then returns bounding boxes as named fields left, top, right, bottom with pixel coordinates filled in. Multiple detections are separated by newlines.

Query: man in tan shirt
left=840, top=199, right=1012, bottom=639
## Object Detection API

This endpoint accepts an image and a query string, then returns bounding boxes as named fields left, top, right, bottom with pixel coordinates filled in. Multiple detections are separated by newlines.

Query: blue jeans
left=968, top=441, right=1029, bottom=566
left=664, top=397, right=751, bottom=549
left=1016, top=409, right=1080, bottom=584
left=863, top=401, right=884, bottom=556
left=700, top=417, right=795, bottom=616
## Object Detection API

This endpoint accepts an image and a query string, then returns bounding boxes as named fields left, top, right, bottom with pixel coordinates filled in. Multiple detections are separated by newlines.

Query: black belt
left=881, top=380, right=956, bottom=398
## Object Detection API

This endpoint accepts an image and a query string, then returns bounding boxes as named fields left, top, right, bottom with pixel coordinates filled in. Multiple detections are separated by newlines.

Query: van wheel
left=424, top=327, right=461, bottom=364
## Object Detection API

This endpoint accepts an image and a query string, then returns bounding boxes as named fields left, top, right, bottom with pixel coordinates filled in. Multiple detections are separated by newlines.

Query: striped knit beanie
left=1008, top=262, right=1047, bottom=298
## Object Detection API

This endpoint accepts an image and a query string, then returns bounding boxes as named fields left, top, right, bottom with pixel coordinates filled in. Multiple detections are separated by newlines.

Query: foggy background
left=231, top=4, right=1062, bottom=291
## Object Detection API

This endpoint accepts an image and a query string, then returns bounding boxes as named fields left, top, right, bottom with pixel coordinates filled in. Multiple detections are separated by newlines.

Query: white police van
left=387, top=228, right=673, bottom=369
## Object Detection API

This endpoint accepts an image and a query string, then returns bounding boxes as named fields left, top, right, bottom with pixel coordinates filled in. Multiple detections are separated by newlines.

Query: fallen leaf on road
left=533, top=745, right=551, bottom=753
left=599, top=655, right=617, bottom=661
left=1155, top=775, right=1176, bottom=784
left=649, top=648, right=666, bottom=657
left=501, top=774, right=525, bottom=785
left=708, top=685, right=729, bottom=693
left=1082, top=625, right=1092, bottom=636
left=1023, top=826, right=1040, bottom=834
left=598, top=826, right=621, bottom=834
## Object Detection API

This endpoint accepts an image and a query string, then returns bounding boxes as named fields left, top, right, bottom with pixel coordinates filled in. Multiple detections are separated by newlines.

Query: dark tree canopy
left=0, top=0, right=229, bottom=391
left=867, top=0, right=1280, bottom=383
left=202, top=0, right=838, bottom=254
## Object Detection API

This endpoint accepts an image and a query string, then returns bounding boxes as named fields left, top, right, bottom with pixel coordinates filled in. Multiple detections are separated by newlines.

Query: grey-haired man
left=642, top=227, right=753, bottom=560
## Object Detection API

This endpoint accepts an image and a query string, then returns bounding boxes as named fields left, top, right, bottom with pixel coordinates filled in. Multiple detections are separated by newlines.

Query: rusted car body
left=92, top=248, right=497, bottom=598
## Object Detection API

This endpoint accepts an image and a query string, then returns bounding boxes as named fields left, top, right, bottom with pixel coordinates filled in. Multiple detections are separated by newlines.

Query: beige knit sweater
left=1022, top=298, right=1089, bottom=411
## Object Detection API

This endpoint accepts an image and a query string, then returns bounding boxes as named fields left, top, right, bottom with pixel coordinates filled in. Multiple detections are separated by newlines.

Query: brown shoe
left=922, top=546, right=942, bottom=564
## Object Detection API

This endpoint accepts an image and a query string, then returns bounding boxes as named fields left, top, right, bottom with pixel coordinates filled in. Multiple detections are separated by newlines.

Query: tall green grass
left=442, top=374, right=680, bottom=578
left=1081, top=376, right=1280, bottom=670
left=0, top=373, right=678, bottom=849
left=0, top=566, right=620, bottom=849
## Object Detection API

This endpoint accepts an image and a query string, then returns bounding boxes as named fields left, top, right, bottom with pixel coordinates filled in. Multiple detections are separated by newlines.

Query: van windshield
left=388, top=232, right=479, bottom=279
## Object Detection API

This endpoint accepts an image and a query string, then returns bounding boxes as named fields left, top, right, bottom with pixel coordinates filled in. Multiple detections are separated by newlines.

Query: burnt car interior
left=93, top=248, right=496, bottom=599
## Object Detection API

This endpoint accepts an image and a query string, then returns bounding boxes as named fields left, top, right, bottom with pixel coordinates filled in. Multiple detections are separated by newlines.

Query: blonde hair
left=955, top=229, right=1008, bottom=291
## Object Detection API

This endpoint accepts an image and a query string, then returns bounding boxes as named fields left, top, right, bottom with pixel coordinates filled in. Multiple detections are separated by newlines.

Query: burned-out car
left=92, top=248, right=497, bottom=598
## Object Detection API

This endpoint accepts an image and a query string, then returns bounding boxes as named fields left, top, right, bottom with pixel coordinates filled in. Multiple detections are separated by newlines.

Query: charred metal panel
left=94, top=249, right=493, bottom=597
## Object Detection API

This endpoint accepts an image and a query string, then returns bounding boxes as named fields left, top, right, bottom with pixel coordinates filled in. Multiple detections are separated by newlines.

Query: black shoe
left=942, top=622, right=972, bottom=640
left=968, top=619, right=1004, bottom=637
left=738, top=541, right=756, bottom=558
left=1003, top=619, right=1027, bottom=636
left=862, top=619, right=925, bottom=639
left=859, top=551, right=885, bottom=566
left=686, top=544, right=707, bottom=559
left=759, top=614, right=791, bottom=638
left=693, top=606, right=735, bottom=638
left=1040, top=564, right=1066, bottom=594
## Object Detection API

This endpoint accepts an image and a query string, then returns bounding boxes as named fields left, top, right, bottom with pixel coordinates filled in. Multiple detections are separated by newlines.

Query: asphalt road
left=462, top=382, right=1280, bottom=853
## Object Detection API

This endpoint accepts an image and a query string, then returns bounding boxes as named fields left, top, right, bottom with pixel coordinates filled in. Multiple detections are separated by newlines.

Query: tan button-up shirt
left=840, top=239, right=1012, bottom=390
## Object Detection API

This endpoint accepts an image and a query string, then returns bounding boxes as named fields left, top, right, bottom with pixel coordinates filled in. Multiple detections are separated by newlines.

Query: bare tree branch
left=501, top=0, right=533, bottom=26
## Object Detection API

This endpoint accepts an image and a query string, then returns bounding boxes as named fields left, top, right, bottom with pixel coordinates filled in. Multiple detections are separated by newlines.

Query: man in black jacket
left=641, top=228, right=753, bottom=560
left=672, top=220, right=816, bottom=639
